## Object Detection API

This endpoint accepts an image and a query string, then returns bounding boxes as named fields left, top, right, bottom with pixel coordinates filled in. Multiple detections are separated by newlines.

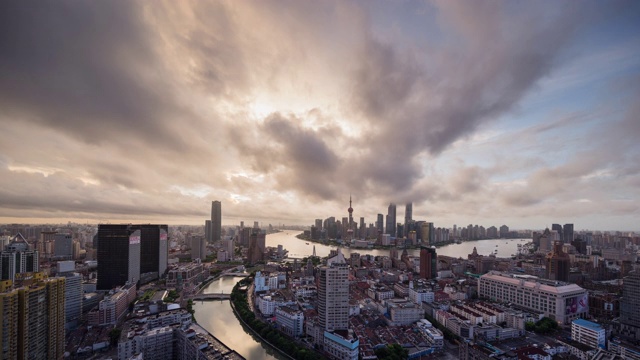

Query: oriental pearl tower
left=347, top=195, right=354, bottom=240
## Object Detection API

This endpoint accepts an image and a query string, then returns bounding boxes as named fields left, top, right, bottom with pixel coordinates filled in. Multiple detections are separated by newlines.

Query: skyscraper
left=563, top=223, right=574, bottom=244
left=545, top=241, right=570, bottom=282
left=420, top=246, right=437, bottom=279
left=190, top=235, right=207, bottom=261
left=421, top=222, right=434, bottom=245
left=317, top=252, right=350, bottom=332
left=376, top=214, right=384, bottom=234
left=139, top=224, right=169, bottom=278
left=204, top=220, right=211, bottom=244
left=552, top=223, right=564, bottom=243
left=0, top=233, right=39, bottom=281
left=404, top=203, right=412, bottom=237
left=97, top=224, right=141, bottom=291
left=316, top=249, right=358, bottom=359
left=211, top=201, right=222, bottom=243
left=386, top=203, right=396, bottom=237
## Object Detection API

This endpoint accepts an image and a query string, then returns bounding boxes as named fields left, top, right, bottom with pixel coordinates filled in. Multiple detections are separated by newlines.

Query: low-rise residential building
left=450, top=303, right=484, bottom=325
left=416, top=320, right=444, bottom=349
left=608, top=338, right=640, bottom=360
left=388, top=300, right=423, bottom=326
left=166, top=263, right=204, bottom=288
left=367, top=284, right=394, bottom=301
left=256, top=294, right=295, bottom=316
left=408, top=285, right=434, bottom=304
left=275, top=306, right=304, bottom=337
left=323, top=330, right=359, bottom=360
left=88, top=283, right=137, bottom=326
left=572, top=319, right=606, bottom=350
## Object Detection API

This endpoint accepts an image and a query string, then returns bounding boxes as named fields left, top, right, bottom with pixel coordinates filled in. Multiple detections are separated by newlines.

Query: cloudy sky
left=1, top=1, right=639, bottom=231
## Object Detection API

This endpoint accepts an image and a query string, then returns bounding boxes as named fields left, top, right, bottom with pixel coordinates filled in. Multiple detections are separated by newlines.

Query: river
left=266, top=230, right=527, bottom=259
left=194, top=276, right=284, bottom=360
left=194, top=231, right=529, bottom=359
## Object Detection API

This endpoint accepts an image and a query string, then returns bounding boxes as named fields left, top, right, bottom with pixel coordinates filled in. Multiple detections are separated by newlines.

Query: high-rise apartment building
left=96, top=224, right=141, bottom=291
left=139, top=224, right=169, bottom=278
left=3, top=273, right=66, bottom=360
left=0, top=233, right=39, bottom=281
left=420, top=246, right=437, bottom=279
left=386, top=203, right=396, bottom=237
left=404, top=203, right=412, bottom=237
left=0, top=280, right=18, bottom=358
left=619, top=270, right=640, bottom=339
left=211, top=201, right=222, bottom=243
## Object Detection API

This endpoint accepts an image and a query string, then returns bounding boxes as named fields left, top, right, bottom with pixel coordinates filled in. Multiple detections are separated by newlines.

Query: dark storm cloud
left=0, top=165, right=205, bottom=218
left=258, top=114, right=342, bottom=200
left=0, top=1, right=188, bottom=148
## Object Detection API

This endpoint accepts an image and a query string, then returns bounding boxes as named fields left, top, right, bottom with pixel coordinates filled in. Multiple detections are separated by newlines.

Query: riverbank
left=230, top=277, right=323, bottom=360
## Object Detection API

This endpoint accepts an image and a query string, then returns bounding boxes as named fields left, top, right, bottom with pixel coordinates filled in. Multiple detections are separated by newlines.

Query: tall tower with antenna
left=346, top=195, right=354, bottom=241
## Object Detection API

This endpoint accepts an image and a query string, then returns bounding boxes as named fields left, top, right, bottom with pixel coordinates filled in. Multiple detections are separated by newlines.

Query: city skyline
left=0, top=1, right=639, bottom=230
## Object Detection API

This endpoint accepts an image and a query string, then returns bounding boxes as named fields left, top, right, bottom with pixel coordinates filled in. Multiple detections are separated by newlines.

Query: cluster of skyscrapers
left=309, top=200, right=448, bottom=246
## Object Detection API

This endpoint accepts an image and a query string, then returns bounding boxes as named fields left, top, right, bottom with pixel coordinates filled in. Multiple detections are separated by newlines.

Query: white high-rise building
left=316, top=249, right=359, bottom=360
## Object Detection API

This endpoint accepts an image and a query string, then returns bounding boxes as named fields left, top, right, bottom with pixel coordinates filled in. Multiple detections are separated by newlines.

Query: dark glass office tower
left=97, top=224, right=140, bottom=290
left=386, top=203, right=396, bottom=237
left=139, top=224, right=169, bottom=277
left=404, top=203, right=412, bottom=237
left=563, top=223, right=574, bottom=244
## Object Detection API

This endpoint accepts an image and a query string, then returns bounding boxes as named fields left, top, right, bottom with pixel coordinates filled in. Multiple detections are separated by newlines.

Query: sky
left=0, top=1, right=639, bottom=231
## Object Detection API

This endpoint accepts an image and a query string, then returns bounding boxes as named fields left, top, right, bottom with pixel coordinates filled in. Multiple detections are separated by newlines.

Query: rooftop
left=573, top=318, right=604, bottom=331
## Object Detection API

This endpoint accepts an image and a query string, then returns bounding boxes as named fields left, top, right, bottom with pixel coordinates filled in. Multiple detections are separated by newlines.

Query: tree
left=375, top=343, right=409, bottom=360
left=109, top=328, right=122, bottom=346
